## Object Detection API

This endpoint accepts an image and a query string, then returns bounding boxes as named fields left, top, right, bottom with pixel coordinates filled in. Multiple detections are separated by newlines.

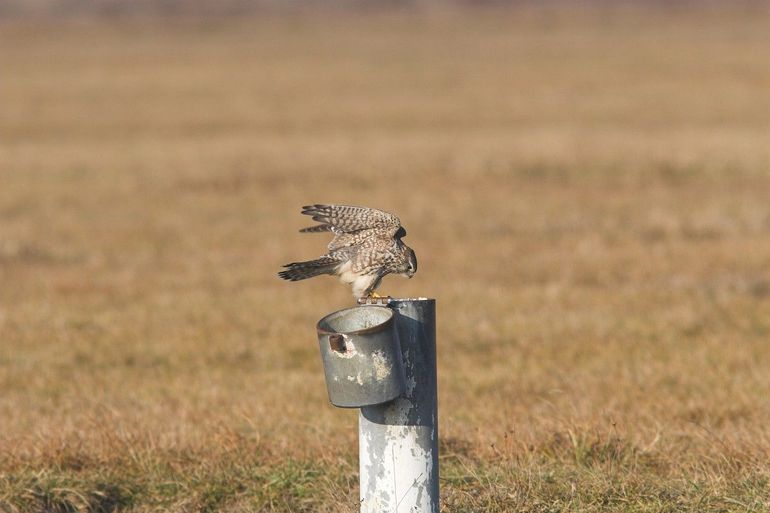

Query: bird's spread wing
left=299, top=204, right=404, bottom=250
left=301, top=204, right=401, bottom=233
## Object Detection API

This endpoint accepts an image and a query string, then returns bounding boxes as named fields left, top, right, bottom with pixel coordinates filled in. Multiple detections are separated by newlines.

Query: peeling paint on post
left=358, top=298, right=438, bottom=513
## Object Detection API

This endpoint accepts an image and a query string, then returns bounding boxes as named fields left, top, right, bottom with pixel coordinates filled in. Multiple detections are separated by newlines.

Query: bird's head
left=403, top=247, right=417, bottom=278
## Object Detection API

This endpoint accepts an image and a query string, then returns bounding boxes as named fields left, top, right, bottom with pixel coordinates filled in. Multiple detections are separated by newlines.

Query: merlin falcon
left=278, top=204, right=417, bottom=298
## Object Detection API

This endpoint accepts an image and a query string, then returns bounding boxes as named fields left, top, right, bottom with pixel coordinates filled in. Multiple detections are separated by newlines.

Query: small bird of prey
left=278, top=204, right=417, bottom=299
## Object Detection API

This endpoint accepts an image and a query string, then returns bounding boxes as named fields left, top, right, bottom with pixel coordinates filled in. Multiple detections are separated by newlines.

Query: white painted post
left=358, top=298, right=438, bottom=513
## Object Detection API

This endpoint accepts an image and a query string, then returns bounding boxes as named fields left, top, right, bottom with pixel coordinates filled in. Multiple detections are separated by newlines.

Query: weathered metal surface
left=359, top=298, right=438, bottom=513
left=316, top=305, right=406, bottom=408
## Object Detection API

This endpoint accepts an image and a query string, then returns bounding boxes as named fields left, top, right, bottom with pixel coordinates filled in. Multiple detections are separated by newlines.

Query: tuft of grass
left=1, top=453, right=360, bottom=513
left=1, top=473, right=137, bottom=513
left=3, top=451, right=767, bottom=513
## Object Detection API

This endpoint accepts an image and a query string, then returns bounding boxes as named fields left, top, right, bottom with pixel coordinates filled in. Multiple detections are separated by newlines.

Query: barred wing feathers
left=299, top=204, right=406, bottom=250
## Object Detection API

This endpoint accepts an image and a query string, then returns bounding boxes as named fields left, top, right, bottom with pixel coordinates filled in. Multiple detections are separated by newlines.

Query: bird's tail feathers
left=278, top=257, right=340, bottom=281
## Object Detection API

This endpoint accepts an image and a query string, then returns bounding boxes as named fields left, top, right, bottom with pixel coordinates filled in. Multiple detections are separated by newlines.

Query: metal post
left=358, top=298, right=438, bottom=513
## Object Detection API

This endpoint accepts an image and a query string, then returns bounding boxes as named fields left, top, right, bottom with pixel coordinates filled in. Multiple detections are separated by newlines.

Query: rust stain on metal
left=329, top=333, right=346, bottom=353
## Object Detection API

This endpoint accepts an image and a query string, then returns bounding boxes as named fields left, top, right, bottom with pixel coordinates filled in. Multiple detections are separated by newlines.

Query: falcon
left=278, top=204, right=417, bottom=298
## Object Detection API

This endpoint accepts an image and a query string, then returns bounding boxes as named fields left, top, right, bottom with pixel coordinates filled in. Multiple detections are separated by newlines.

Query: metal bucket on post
left=316, top=305, right=406, bottom=408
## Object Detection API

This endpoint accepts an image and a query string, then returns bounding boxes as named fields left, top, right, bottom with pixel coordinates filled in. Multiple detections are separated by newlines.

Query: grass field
left=2, top=5, right=770, bottom=512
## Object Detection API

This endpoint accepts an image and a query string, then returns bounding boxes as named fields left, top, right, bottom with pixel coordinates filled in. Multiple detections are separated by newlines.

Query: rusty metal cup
left=316, top=305, right=406, bottom=408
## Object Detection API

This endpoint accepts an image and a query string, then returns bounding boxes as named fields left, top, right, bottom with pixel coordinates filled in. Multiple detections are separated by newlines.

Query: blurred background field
left=1, top=3, right=770, bottom=512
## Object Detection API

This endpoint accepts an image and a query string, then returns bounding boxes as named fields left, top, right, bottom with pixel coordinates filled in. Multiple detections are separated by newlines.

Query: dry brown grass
left=1, top=5, right=770, bottom=512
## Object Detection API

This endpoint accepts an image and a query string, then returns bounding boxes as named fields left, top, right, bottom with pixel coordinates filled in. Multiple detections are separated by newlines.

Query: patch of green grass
left=1, top=472, right=137, bottom=513
left=1, top=456, right=359, bottom=513
left=2, top=448, right=769, bottom=512
left=442, top=460, right=770, bottom=513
